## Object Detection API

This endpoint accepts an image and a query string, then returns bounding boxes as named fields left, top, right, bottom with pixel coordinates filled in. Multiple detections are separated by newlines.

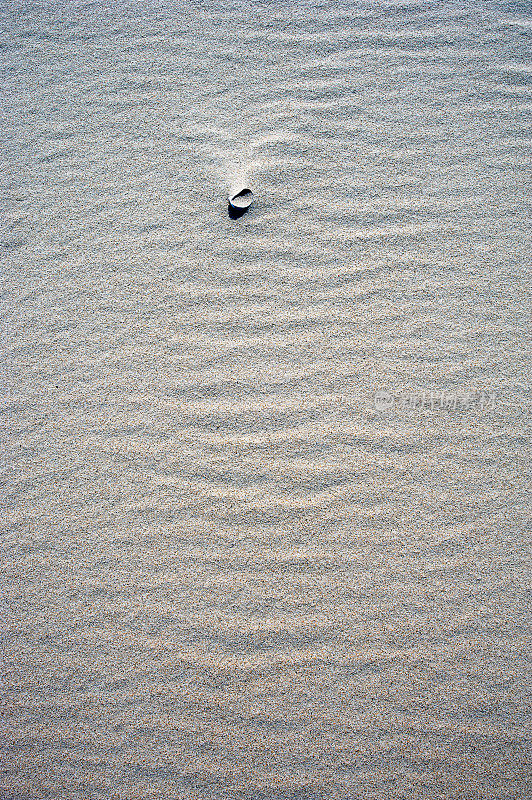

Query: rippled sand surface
left=1, top=1, right=531, bottom=798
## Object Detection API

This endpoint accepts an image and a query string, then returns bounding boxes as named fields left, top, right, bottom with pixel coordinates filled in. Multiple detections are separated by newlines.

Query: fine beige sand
left=1, top=1, right=530, bottom=799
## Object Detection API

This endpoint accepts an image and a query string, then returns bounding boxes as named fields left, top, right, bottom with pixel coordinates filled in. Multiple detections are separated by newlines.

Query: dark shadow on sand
left=228, top=203, right=249, bottom=220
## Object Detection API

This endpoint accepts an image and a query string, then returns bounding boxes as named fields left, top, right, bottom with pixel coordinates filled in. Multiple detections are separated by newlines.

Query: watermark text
left=373, top=389, right=497, bottom=413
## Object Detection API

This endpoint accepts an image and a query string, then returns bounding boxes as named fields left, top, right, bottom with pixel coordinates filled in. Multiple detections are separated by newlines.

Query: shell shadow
left=228, top=203, right=249, bottom=220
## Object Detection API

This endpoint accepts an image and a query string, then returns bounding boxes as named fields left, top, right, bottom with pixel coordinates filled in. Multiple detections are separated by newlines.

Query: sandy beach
left=1, top=1, right=530, bottom=798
